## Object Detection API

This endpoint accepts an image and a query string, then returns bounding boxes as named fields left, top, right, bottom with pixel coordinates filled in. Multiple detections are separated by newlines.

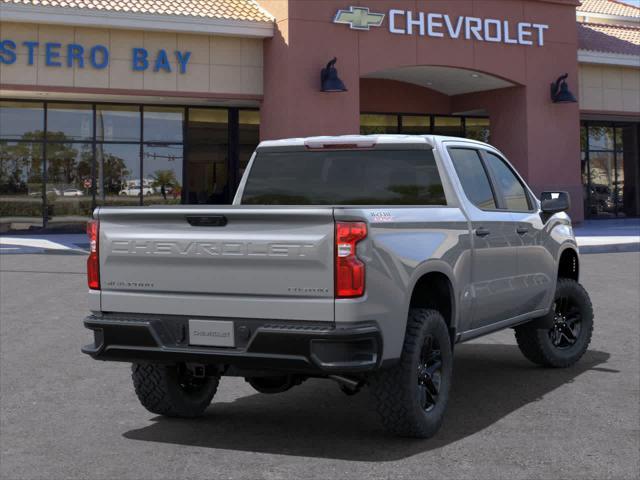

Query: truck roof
left=256, top=134, right=491, bottom=150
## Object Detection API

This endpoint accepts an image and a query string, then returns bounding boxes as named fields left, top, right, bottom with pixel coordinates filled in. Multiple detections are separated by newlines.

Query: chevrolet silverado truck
left=82, top=135, right=593, bottom=438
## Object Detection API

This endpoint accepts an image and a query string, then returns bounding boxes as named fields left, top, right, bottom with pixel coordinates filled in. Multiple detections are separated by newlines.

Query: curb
left=579, top=243, right=640, bottom=254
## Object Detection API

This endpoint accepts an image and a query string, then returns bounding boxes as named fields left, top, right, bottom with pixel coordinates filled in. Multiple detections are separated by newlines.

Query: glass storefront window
left=0, top=100, right=262, bottom=229
left=360, top=114, right=399, bottom=134
left=465, top=118, right=491, bottom=143
left=96, top=105, right=141, bottom=142
left=433, top=116, right=463, bottom=137
left=0, top=141, right=44, bottom=229
left=588, top=126, right=614, bottom=151
left=97, top=143, right=141, bottom=206
left=239, top=110, right=260, bottom=179
left=588, top=151, right=616, bottom=218
left=582, top=121, right=639, bottom=218
left=143, top=107, right=183, bottom=143
left=46, top=143, right=93, bottom=226
left=47, top=103, right=93, bottom=141
left=186, top=108, right=229, bottom=204
left=143, top=144, right=183, bottom=205
left=401, top=115, right=431, bottom=135
left=0, top=101, right=44, bottom=140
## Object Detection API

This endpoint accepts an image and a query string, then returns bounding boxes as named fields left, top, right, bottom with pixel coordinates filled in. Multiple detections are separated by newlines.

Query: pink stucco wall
left=258, top=0, right=583, bottom=220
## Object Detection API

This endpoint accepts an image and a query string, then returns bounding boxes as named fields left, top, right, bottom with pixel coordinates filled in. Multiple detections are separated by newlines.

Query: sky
left=617, top=0, right=640, bottom=7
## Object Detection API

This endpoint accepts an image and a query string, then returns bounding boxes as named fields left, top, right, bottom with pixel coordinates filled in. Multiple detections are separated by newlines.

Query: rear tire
left=515, top=278, right=593, bottom=368
left=131, top=363, right=219, bottom=417
left=370, top=308, right=453, bottom=438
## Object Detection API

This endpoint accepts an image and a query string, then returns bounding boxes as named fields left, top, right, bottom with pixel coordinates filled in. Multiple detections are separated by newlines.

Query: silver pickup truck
left=82, top=135, right=593, bottom=438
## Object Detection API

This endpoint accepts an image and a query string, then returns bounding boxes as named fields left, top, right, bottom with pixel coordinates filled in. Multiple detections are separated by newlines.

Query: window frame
left=0, top=99, right=260, bottom=229
left=446, top=146, right=501, bottom=212
left=478, top=148, right=535, bottom=213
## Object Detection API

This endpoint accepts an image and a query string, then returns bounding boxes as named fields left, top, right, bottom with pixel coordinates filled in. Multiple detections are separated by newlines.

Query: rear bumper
left=82, top=314, right=382, bottom=374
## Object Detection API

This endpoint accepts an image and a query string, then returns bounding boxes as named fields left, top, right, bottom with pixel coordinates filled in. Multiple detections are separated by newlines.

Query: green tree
left=151, top=169, right=179, bottom=201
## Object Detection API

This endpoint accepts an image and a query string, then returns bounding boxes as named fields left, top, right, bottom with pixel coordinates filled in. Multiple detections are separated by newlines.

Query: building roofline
left=578, top=49, right=640, bottom=67
left=0, top=3, right=275, bottom=38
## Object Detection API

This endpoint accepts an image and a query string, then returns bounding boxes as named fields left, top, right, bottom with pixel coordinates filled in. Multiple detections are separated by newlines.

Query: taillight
left=87, top=219, right=100, bottom=290
left=335, top=222, right=367, bottom=298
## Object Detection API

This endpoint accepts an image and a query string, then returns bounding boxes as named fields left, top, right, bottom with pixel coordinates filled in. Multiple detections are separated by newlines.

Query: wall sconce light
left=321, top=57, right=347, bottom=92
left=550, top=73, right=577, bottom=104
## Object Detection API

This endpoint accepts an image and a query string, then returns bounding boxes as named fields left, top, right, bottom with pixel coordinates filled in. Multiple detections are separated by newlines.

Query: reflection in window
left=186, top=108, right=229, bottom=204
left=360, top=114, right=398, bottom=134
left=582, top=122, right=639, bottom=218
left=46, top=143, right=94, bottom=225
left=97, top=105, right=140, bottom=142
left=401, top=115, right=431, bottom=135
left=465, top=118, right=491, bottom=143
left=239, top=110, right=260, bottom=181
left=483, top=152, right=530, bottom=211
left=434, top=116, right=463, bottom=137
left=588, top=126, right=614, bottom=151
left=97, top=143, right=141, bottom=206
left=143, top=144, right=183, bottom=205
left=588, top=151, right=616, bottom=217
left=0, top=101, right=44, bottom=140
left=242, top=150, right=445, bottom=205
left=143, top=107, right=183, bottom=143
left=47, top=103, right=93, bottom=141
left=0, top=141, right=44, bottom=229
left=449, top=148, right=497, bottom=210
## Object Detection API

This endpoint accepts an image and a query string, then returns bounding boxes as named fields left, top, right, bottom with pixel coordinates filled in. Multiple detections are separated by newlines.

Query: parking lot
left=1, top=252, right=638, bottom=480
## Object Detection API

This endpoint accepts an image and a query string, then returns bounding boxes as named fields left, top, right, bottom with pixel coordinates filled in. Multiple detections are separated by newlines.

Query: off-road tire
left=131, top=363, right=219, bottom=417
left=370, top=308, right=453, bottom=438
left=515, top=278, right=594, bottom=368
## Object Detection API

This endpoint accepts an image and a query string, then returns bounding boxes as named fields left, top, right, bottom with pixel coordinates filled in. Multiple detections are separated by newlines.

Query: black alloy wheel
left=549, top=295, right=583, bottom=349
left=417, top=334, right=443, bottom=412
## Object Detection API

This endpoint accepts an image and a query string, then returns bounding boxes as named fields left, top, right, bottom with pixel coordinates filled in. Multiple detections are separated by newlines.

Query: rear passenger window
left=483, top=152, right=531, bottom=211
left=448, top=148, right=497, bottom=210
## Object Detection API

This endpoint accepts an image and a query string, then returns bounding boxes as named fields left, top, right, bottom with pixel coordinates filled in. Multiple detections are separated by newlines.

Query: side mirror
left=540, top=191, right=570, bottom=214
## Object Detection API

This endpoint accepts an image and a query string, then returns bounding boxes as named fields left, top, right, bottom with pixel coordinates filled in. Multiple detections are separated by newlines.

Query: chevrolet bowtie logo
left=334, top=6, right=385, bottom=31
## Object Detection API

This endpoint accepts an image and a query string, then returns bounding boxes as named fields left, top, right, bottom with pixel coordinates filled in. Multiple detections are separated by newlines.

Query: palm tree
left=151, top=170, right=179, bottom=201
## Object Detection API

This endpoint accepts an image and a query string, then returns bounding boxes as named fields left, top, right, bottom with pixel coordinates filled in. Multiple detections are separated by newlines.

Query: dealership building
left=0, top=0, right=638, bottom=231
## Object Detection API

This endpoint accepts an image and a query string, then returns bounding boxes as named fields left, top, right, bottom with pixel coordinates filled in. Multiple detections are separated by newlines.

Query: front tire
left=370, top=308, right=453, bottom=438
left=515, top=278, right=594, bottom=368
left=131, top=363, right=219, bottom=417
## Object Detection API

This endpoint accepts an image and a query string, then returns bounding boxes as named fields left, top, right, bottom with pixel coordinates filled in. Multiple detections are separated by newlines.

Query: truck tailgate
left=97, top=207, right=335, bottom=322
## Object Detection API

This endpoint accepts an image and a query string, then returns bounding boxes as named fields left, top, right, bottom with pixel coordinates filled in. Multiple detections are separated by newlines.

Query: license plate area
left=188, top=320, right=235, bottom=347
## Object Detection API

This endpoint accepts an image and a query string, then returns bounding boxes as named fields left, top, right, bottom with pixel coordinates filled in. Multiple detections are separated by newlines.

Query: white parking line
left=576, top=236, right=640, bottom=246
left=0, top=238, right=70, bottom=250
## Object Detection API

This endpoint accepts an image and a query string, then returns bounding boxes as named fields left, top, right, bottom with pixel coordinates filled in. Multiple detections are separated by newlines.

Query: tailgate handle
left=186, top=215, right=227, bottom=227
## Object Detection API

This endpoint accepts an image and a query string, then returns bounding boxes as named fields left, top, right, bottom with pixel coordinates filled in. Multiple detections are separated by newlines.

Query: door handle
left=475, top=227, right=491, bottom=237
left=516, top=226, right=529, bottom=235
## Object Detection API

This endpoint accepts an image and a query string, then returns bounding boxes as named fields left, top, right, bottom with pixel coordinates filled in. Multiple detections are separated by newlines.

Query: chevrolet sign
left=333, top=6, right=549, bottom=47
left=334, top=6, right=385, bottom=31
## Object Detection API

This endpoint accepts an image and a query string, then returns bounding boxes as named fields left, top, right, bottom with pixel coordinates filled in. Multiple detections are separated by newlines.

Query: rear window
left=241, top=149, right=446, bottom=205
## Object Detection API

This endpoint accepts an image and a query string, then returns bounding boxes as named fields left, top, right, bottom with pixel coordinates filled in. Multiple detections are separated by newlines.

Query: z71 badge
left=369, top=211, right=393, bottom=222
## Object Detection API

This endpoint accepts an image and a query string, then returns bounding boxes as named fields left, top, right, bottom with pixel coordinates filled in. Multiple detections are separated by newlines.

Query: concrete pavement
left=1, top=252, right=638, bottom=480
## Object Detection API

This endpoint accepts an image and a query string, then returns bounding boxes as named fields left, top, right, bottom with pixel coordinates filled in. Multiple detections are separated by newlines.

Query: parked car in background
left=30, top=188, right=61, bottom=197
left=119, top=183, right=154, bottom=196
left=62, top=188, right=85, bottom=197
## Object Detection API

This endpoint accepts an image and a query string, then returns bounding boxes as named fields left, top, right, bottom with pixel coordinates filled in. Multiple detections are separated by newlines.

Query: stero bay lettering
left=0, top=40, right=192, bottom=73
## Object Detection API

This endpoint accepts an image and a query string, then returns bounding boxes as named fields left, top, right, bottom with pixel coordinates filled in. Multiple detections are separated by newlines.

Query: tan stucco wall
left=579, top=63, right=640, bottom=113
left=0, top=22, right=263, bottom=96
